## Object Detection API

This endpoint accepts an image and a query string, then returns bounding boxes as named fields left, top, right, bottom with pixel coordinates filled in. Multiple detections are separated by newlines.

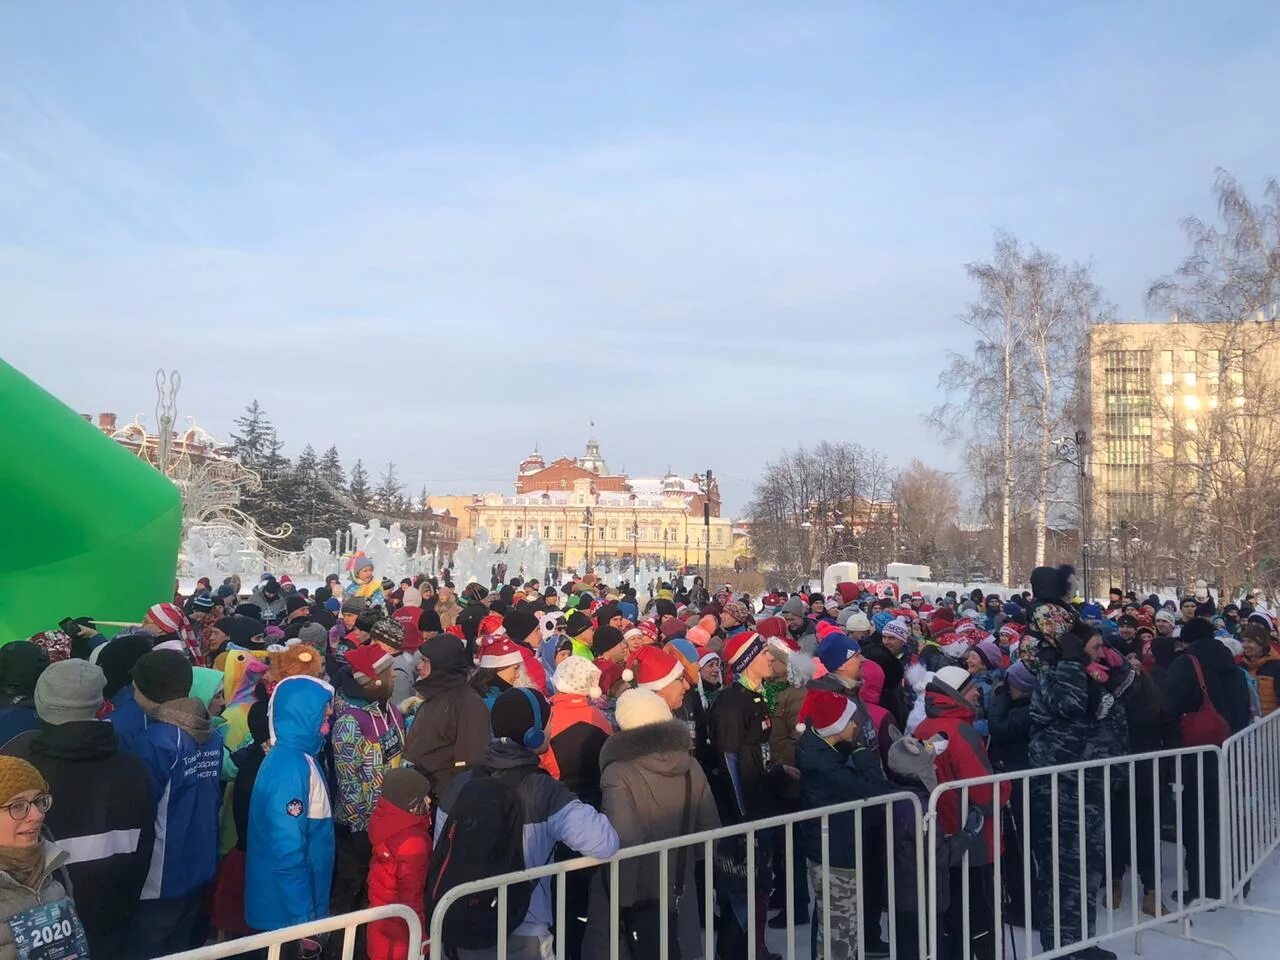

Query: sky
left=3, top=2, right=1278, bottom=515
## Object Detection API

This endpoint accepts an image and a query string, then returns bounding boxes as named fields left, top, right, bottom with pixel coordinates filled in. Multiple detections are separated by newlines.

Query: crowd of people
left=0, top=557, right=1273, bottom=960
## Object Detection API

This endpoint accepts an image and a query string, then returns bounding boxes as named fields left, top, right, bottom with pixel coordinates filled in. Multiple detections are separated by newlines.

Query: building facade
left=467, top=441, right=734, bottom=572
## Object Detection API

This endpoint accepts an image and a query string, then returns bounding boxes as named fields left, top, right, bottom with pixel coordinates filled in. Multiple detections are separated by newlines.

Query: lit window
left=1183, top=372, right=1197, bottom=387
left=1161, top=371, right=1174, bottom=386
left=1235, top=396, right=1246, bottom=408
left=1183, top=394, right=1200, bottom=411
left=1183, top=349, right=1196, bottom=365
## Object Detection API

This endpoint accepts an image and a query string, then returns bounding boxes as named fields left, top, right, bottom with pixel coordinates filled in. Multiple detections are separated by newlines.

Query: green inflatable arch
left=0, top=360, right=183, bottom=643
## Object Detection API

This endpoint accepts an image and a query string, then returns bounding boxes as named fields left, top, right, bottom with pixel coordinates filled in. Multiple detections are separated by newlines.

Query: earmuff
left=518, top=687, right=547, bottom=751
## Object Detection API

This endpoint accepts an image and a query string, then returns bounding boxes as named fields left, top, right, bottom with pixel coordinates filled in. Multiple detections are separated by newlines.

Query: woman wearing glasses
left=0, top=756, right=90, bottom=960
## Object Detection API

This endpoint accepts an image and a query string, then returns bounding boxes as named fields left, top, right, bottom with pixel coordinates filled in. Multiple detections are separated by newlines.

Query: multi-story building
left=467, top=440, right=734, bottom=572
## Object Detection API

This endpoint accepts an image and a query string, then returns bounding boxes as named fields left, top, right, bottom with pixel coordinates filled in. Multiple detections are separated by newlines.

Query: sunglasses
left=2, top=793, right=52, bottom=821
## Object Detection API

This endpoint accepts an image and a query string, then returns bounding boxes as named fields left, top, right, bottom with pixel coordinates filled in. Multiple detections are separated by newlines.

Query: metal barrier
left=1223, top=706, right=1280, bottom=908
left=925, top=745, right=1231, bottom=960
left=427, top=791, right=924, bottom=960
left=158, top=905, right=422, bottom=960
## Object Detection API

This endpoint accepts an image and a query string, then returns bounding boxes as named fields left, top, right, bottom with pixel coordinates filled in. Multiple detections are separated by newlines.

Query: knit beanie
left=285, top=595, right=310, bottom=616
left=341, top=596, right=368, bottom=616
left=780, top=596, right=807, bottom=618
left=369, top=617, right=405, bottom=651
left=615, top=688, right=672, bottom=730
left=0, top=642, right=50, bottom=701
left=380, top=767, right=431, bottom=812
left=97, top=634, right=154, bottom=698
left=974, top=639, right=1003, bottom=671
left=592, top=625, right=624, bottom=658
left=553, top=657, right=602, bottom=699
left=882, top=618, right=911, bottom=645
left=503, top=607, right=540, bottom=645
left=1181, top=617, right=1215, bottom=644
left=566, top=611, right=594, bottom=639
left=132, top=650, right=195, bottom=705
left=0, top=757, right=47, bottom=806
left=815, top=634, right=860, bottom=673
left=1006, top=660, right=1036, bottom=694
left=35, top=660, right=106, bottom=725
left=490, top=687, right=550, bottom=742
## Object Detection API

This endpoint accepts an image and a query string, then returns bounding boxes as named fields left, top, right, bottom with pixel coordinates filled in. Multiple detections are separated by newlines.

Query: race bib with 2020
left=6, top=899, right=89, bottom=960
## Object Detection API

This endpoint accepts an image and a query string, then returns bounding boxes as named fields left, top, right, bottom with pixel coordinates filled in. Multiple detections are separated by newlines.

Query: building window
left=515, top=524, right=523, bottom=538
left=543, top=524, right=551, bottom=538
left=502, top=527, right=510, bottom=540
left=554, top=525, right=563, bottom=540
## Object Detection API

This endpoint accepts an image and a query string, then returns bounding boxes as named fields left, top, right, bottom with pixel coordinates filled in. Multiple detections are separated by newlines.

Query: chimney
left=99, top=413, right=117, bottom=432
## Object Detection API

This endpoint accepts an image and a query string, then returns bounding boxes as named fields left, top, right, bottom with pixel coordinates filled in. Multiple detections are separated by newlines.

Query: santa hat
left=278, top=575, right=294, bottom=589
left=553, top=656, right=602, bottom=699
left=479, top=613, right=506, bottom=637
left=622, top=646, right=684, bottom=691
left=795, top=689, right=856, bottom=737
left=477, top=634, right=524, bottom=670
left=697, top=646, right=721, bottom=667
left=595, top=657, right=625, bottom=695
left=723, top=631, right=768, bottom=672
left=637, top=620, right=660, bottom=645
left=344, top=644, right=393, bottom=684
left=623, top=626, right=647, bottom=646
left=882, top=618, right=911, bottom=645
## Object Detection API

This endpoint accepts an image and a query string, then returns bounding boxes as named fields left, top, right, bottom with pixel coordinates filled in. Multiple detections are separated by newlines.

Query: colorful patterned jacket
left=329, top=691, right=405, bottom=831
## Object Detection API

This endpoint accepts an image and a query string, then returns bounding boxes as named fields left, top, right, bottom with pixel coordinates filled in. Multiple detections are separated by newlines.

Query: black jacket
left=231, top=742, right=266, bottom=853
left=405, top=635, right=491, bottom=797
left=19, top=721, right=156, bottom=960
left=707, top=681, right=776, bottom=823
left=859, top=638, right=908, bottom=728
left=1161, top=636, right=1252, bottom=738
left=986, top=684, right=1031, bottom=772
left=794, top=728, right=893, bottom=868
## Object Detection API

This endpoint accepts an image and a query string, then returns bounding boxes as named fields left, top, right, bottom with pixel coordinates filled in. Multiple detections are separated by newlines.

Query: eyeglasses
left=2, top=794, right=52, bottom=821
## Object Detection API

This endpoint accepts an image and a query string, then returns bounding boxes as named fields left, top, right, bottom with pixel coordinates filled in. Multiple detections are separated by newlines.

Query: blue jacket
left=246, top=676, right=336, bottom=932
left=126, top=699, right=224, bottom=900
left=107, top=687, right=146, bottom=747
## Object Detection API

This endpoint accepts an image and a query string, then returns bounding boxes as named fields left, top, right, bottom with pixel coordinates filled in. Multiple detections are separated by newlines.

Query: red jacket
left=912, top=681, right=1011, bottom=863
left=366, top=795, right=432, bottom=960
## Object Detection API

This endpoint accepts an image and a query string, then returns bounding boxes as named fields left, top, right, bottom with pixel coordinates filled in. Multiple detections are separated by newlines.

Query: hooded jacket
left=912, top=680, right=1010, bottom=862
left=404, top=636, right=490, bottom=798
left=365, top=796, right=431, bottom=960
left=795, top=726, right=895, bottom=868
left=330, top=679, right=406, bottom=832
left=0, top=643, right=48, bottom=750
left=434, top=739, right=620, bottom=939
left=0, top=843, right=77, bottom=960
left=858, top=660, right=896, bottom=765
left=1162, top=634, right=1252, bottom=737
left=105, top=686, right=146, bottom=748
left=249, top=583, right=288, bottom=622
left=21, top=721, right=155, bottom=960
left=245, top=676, right=336, bottom=931
left=985, top=683, right=1031, bottom=771
left=124, top=696, right=224, bottom=900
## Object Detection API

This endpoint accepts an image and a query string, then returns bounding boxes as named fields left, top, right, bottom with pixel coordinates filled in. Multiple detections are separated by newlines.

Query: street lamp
left=581, top=507, right=594, bottom=570
left=1053, top=430, right=1091, bottom=599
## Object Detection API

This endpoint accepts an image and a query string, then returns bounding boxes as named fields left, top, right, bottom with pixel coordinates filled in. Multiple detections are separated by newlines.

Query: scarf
left=151, top=697, right=215, bottom=744
left=0, top=844, right=45, bottom=890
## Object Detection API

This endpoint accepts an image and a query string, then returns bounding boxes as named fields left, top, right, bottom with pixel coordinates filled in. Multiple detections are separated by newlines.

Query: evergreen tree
left=373, top=462, right=404, bottom=512
left=230, top=400, right=273, bottom=469
left=350, top=460, right=371, bottom=511
left=317, top=445, right=350, bottom=537
left=293, top=444, right=322, bottom=542
left=319, top=445, right=346, bottom=488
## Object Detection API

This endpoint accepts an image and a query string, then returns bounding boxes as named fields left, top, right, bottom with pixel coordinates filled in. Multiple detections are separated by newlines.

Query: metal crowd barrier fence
left=158, top=905, right=422, bottom=960
left=428, top=791, right=924, bottom=960
left=1223, top=706, right=1280, bottom=909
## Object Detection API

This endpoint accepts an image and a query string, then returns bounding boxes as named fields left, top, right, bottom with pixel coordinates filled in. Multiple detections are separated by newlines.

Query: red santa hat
left=344, top=644, right=393, bottom=684
left=477, top=634, right=524, bottom=670
left=622, top=646, right=684, bottom=691
left=637, top=620, right=660, bottom=645
left=755, top=616, right=799, bottom=651
left=795, top=689, right=857, bottom=736
left=278, top=575, right=294, bottom=589
left=479, top=613, right=506, bottom=637
left=723, top=631, right=768, bottom=672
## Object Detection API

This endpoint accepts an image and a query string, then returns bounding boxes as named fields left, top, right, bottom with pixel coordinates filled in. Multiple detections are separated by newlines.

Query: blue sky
left=3, top=2, right=1277, bottom=513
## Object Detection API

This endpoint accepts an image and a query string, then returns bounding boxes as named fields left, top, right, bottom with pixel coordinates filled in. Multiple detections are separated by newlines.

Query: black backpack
left=426, top=766, right=532, bottom=953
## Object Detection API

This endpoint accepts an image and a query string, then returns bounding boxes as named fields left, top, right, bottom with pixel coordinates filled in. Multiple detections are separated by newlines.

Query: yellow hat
left=0, top=758, right=47, bottom=806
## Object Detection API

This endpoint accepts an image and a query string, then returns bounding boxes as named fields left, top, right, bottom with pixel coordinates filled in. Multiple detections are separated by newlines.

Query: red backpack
left=1180, top=655, right=1231, bottom=747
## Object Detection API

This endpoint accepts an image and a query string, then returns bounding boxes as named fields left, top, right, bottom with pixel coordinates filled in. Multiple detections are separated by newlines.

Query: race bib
left=7, top=899, right=89, bottom=960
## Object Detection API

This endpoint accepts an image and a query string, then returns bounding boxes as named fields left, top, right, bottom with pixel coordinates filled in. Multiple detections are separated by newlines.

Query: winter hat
left=1180, top=617, right=1214, bottom=644
left=614, top=688, right=672, bottom=730
left=0, top=758, right=47, bottom=807
left=845, top=612, right=872, bottom=633
left=503, top=607, right=540, bottom=645
left=755, top=616, right=790, bottom=643
left=872, top=611, right=894, bottom=634
left=623, top=647, right=684, bottom=691
left=566, top=611, right=594, bottom=638
left=815, top=633, right=860, bottom=673
left=1079, top=603, right=1104, bottom=621
left=882, top=618, right=911, bottom=645
left=351, top=557, right=374, bottom=577
left=595, top=658, right=625, bottom=696
left=721, top=600, right=750, bottom=625
left=269, top=643, right=325, bottom=684
left=1155, top=608, right=1177, bottom=626
left=34, top=660, right=106, bottom=725
left=477, top=634, right=524, bottom=670
left=723, top=631, right=769, bottom=673
left=974, top=639, right=1003, bottom=671
left=540, top=613, right=566, bottom=641
left=887, top=733, right=948, bottom=793
left=697, top=646, right=721, bottom=667
left=341, top=597, right=368, bottom=616
left=218, top=615, right=267, bottom=648
left=369, top=617, right=405, bottom=651
left=285, top=595, right=310, bottom=616
left=132, top=650, right=194, bottom=705
left=344, top=644, right=394, bottom=685
left=380, top=767, right=431, bottom=812
left=1248, top=609, right=1276, bottom=633
left=191, top=594, right=214, bottom=614
left=1006, top=660, right=1037, bottom=694
left=190, top=667, right=225, bottom=709
left=815, top=620, right=844, bottom=642
left=934, top=665, right=971, bottom=693
left=779, top=596, right=807, bottom=618
left=592, top=626, right=624, bottom=658
left=660, top=619, right=687, bottom=641
left=97, top=634, right=154, bottom=698
left=401, top=587, right=422, bottom=608
left=490, top=687, right=549, bottom=742
left=795, top=689, right=856, bottom=736
left=554, top=657, right=602, bottom=699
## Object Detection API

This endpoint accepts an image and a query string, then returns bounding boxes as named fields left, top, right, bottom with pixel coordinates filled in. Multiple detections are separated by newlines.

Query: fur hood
left=599, top=720, right=691, bottom=771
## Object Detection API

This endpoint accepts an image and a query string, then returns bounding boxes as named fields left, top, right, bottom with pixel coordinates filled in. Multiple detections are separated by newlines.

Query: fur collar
left=599, top=720, right=689, bottom=769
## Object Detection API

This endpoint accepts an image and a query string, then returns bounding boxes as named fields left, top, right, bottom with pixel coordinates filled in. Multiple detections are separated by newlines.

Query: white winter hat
left=553, top=656, right=602, bottom=699
left=615, top=688, right=672, bottom=730
left=845, top=612, right=872, bottom=633
left=934, top=665, right=971, bottom=693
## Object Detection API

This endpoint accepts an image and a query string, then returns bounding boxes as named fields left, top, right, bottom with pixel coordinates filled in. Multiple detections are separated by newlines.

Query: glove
left=963, top=806, right=986, bottom=837
left=1086, top=662, right=1109, bottom=684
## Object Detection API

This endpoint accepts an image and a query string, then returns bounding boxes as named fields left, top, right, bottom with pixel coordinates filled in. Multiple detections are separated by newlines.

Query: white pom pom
left=590, top=685, right=602, bottom=699
left=795, top=722, right=807, bottom=733
left=622, top=669, right=635, bottom=683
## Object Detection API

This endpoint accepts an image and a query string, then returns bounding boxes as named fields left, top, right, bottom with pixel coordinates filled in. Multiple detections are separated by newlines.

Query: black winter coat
left=18, top=721, right=155, bottom=960
left=405, top=637, right=491, bottom=798
left=794, top=728, right=894, bottom=868
left=1161, top=636, right=1252, bottom=738
left=860, top=638, right=908, bottom=728
left=986, top=684, right=1031, bottom=772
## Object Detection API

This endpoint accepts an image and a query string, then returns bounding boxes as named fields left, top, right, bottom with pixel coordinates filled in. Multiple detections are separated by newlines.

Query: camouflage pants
left=807, top=861, right=859, bottom=960
left=1030, top=771, right=1105, bottom=951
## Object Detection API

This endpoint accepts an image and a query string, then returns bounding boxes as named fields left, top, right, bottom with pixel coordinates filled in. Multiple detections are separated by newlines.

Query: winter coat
left=330, top=691, right=406, bottom=831
left=0, top=704, right=39, bottom=752
left=245, top=676, right=336, bottom=932
left=769, top=685, right=806, bottom=802
left=19, top=721, right=155, bottom=960
left=1121, top=671, right=1166, bottom=754
left=540, top=694, right=612, bottom=808
left=249, top=585, right=287, bottom=622
left=1028, top=659, right=1092, bottom=769
left=404, top=636, right=491, bottom=798
left=389, top=652, right=419, bottom=710
left=1246, top=650, right=1280, bottom=717
left=231, top=742, right=265, bottom=853
left=434, top=739, right=620, bottom=939
left=707, top=680, right=777, bottom=823
left=912, top=680, right=1010, bottom=863
left=858, top=660, right=897, bottom=765
left=366, top=796, right=431, bottom=960
left=125, top=698, right=224, bottom=900
left=1162, top=635, right=1252, bottom=737
left=106, top=686, right=146, bottom=748
left=584, top=720, right=719, bottom=960
left=795, top=727, right=895, bottom=868
left=0, top=844, right=80, bottom=960
left=860, top=637, right=908, bottom=727
left=985, top=684, right=1031, bottom=772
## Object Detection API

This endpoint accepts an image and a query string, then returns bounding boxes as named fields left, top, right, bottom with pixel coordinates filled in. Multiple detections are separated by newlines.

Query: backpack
left=425, top=766, right=532, bottom=953
left=1179, top=655, right=1231, bottom=747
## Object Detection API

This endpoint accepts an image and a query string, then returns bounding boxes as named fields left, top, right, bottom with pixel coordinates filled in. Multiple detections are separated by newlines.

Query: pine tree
left=294, top=444, right=322, bottom=543
left=319, top=446, right=346, bottom=489
left=230, top=400, right=273, bottom=469
left=317, top=445, right=349, bottom=537
left=373, top=462, right=404, bottom=512
left=349, top=460, right=371, bottom=511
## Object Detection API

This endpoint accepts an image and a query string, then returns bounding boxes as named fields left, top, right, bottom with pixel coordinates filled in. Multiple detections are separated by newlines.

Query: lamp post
left=703, top=468, right=714, bottom=585
left=581, top=507, right=594, bottom=571
left=1053, top=430, right=1091, bottom=600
